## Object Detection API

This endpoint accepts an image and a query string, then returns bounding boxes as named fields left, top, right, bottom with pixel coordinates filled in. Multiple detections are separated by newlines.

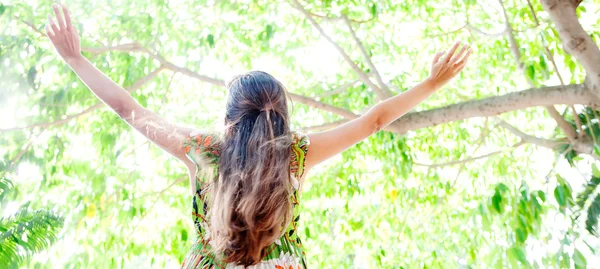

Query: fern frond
left=0, top=205, right=64, bottom=268
left=0, top=176, right=15, bottom=205
left=576, top=176, right=600, bottom=235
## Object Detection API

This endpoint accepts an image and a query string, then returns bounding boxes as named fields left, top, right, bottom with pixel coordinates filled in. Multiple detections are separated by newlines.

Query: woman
left=46, top=4, right=471, bottom=268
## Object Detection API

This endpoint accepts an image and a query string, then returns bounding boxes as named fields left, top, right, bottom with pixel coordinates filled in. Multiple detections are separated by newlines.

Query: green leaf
left=560, top=251, right=571, bottom=268
left=180, top=229, right=188, bottom=241
left=265, top=25, right=274, bottom=40
left=525, top=64, right=535, bottom=82
left=515, top=227, right=527, bottom=243
left=594, top=144, right=600, bottom=157
left=370, top=3, right=377, bottom=17
left=0, top=4, right=5, bottom=16
left=593, top=164, right=600, bottom=178
left=555, top=185, right=566, bottom=207
left=585, top=192, right=600, bottom=235
left=206, top=34, right=215, bottom=48
left=492, top=190, right=503, bottom=213
left=508, top=246, right=527, bottom=264
left=573, top=249, right=587, bottom=269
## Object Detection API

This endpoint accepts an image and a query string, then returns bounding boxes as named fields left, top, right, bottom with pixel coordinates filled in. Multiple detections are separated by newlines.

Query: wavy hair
left=208, top=71, right=293, bottom=266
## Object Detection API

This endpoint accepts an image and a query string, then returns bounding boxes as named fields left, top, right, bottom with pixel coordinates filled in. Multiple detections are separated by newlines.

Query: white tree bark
left=390, top=84, right=599, bottom=134
left=540, top=0, right=600, bottom=98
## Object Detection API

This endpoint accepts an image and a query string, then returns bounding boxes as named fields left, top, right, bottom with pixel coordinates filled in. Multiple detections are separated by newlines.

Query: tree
left=1, top=0, right=599, bottom=268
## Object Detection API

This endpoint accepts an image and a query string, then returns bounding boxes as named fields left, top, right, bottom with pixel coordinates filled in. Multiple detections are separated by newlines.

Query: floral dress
left=180, top=131, right=310, bottom=269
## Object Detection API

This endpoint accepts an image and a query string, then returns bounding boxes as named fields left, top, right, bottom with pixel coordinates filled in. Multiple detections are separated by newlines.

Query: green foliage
left=1, top=0, right=600, bottom=268
left=0, top=177, right=64, bottom=268
left=576, top=174, right=600, bottom=235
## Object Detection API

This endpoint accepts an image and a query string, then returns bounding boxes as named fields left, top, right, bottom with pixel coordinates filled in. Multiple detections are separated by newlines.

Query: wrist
left=65, top=54, right=86, bottom=66
left=423, top=77, right=442, bottom=92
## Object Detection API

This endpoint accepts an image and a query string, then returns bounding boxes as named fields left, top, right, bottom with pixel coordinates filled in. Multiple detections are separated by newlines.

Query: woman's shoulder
left=291, top=131, right=310, bottom=148
left=290, top=131, right=310, bottom=180
left=184, top=131, right=221, bottom=165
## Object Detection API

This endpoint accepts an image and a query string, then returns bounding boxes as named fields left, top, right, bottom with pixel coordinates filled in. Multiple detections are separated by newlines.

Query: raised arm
left=304, top=41, right=472, bottom=171
left=46, top=4, right=194, bottom=169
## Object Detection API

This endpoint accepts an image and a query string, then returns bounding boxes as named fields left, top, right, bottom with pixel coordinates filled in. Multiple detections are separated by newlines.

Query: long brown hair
left=208, top=71, right=293, bottom=265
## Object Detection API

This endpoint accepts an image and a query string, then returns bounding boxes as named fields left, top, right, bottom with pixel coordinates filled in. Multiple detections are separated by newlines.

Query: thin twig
left=15, top=16, right=45, bottom=36
left=160, top=72, right=178, bottom=104
left=529, top=5, right=584, bottom=140
left=526, top=0, right=540, bottom=26
left=305, top=11, right=375, bottom=24
left=10, top=127, right=49, bottom=169
left=498, top=120, right=563, bottom=149
left=413, top=150, right=505, bottom=168
left=342, top=15, right=392, bottom=95
left=131, top=177, right=186, bottom=233
left=571, top=105, right=586, bottom=136
left=465, top=23, right=506, bottom=37
left=291, top=0, right=388, bottom=100
left=498, top=0, right=579, bottom=143
left=288, top=93, right=359, bottom=119
left=301, top=120, right=348, bottom=132
left=317, top=80, right=359, bottom=98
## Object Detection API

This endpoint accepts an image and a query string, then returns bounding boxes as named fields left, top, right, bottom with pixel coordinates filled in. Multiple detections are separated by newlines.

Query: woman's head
left=223, top=70, right=290, bottom=142
left=209, top=71, right=294, bottom=265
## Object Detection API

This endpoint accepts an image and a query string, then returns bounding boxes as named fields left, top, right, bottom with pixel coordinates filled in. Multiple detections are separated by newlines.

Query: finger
left=449, top=45, right=469, bottom=64
left=45, top=25, right=55, bottom=38
left=47, top=14, right=59, bottom=34
left=454, top=61, right=468, bottom=73
left=456, top=48, right=473, bottom=66
left=453, top=49, right=472, bottom=71
left=52, top=4, right=65, bottom=31
left=440, top=41, right=462, bottom=63
left=62, top=4, right=73, bottom=31
left=432, top=51, right=445, bottom=65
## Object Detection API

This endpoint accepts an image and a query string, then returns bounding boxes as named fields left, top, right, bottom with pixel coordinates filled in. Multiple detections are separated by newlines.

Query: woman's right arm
left=46, top=4, right=195, bottom=169
left=304, top=41, right=472, bottom=172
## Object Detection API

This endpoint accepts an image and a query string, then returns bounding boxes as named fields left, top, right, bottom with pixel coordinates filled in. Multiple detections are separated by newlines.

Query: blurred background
left=1, top=0, right=600, bottom=268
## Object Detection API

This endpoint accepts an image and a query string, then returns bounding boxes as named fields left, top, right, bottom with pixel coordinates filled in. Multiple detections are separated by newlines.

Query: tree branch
left=81, top=43, right=146, bottom=54
left=82, top=44, right=225, bottom=86
left=342, top=15, right=393, bottom=96
left=301, top=120, right=349, bottom=132
left=317, top=80, right=359, bottom=97
left=497, top=0, right=579, bottom=142
left=84, top=42, right=367, bottom=120
left=132, top=176, right=186, bottom=233
left=546, top=105, right=578, bottom=141
left=526, top=0, right=540, bottom=26
left=525, top=3, right=584, bottom=140
left=389, top=84, right=599, bottom=134
left=15, top=16, right=45, bottom=36
left=0, top=67, right=163, bottom=132
left=498, top=120, right=563, bottom=149
left=464, top=23, right=506, bottom=37
left=540, top=0, right=600, bottom=98
left=287, top=93, right=359, bottom=119
left=304, top=11, right=375, bottom=24
left=10, top=127, right=49, bottom=169
left=291, top=0, right=389, bottom=100
left=413, top=143, right=524, bottom=168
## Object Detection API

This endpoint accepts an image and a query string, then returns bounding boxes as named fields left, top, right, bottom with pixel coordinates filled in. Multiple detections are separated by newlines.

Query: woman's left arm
left=46, top=4, right=195, bottom=169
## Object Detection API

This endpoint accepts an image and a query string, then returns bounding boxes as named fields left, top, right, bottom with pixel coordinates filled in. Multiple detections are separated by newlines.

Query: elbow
left=369, top=106, right=385, bottom=134
left=373, top=117, right=384, bottom=134
left=114, top=103, right=135, bottom=120
left=113, top=104, right=128, bottom=118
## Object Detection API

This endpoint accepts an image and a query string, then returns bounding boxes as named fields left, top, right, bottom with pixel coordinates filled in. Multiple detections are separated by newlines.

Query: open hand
left=46, top=4, right=81, bottom=63
left=428, top=41, right=472, bottom=89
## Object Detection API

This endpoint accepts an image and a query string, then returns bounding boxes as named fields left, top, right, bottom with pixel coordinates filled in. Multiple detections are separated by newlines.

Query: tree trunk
left=540, top=0, right=600, bottom=98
